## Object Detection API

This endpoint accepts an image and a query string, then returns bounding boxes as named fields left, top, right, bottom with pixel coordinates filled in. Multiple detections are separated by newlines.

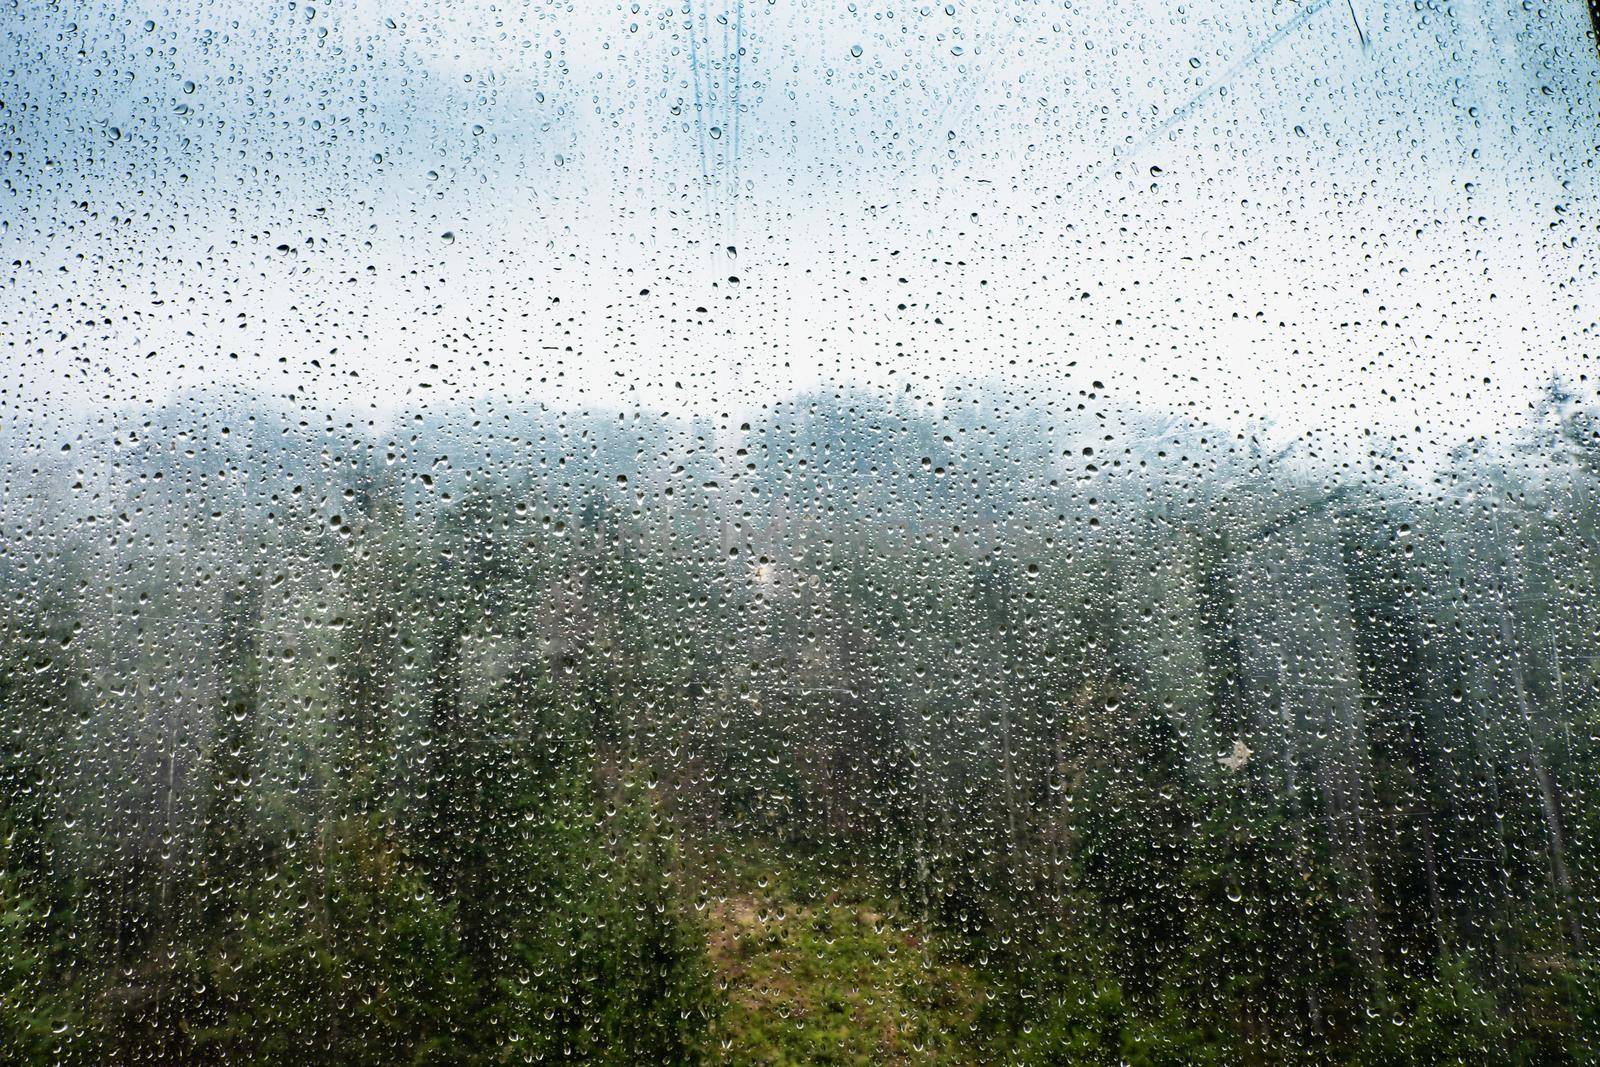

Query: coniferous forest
left=1, top=382, right=1597, bottom=1064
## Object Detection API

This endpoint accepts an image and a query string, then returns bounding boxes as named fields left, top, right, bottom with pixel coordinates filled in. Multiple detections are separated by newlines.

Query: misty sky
left=3, top=0, right=1598, bottom=462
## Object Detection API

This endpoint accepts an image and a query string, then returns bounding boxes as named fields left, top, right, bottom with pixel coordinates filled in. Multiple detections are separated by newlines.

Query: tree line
left=0, top=379, right=1596, bottom=1063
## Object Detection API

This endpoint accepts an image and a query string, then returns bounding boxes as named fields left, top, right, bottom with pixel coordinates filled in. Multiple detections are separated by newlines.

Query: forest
left=0, top=378, right=1596, bottom=1064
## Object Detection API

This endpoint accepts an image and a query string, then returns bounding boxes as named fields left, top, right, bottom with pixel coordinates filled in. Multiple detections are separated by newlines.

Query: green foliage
left=980, top=932, right=1241, bottom=1067
left=491, top=775, right=715, bottom=1065
left=199, top=817, right=473, bottom=1066
left=2, top=388, right=1599, bottom=1062
left=706, top=879, right=982, bottom=1066
left=1076, top=707, right=1192, bottom=997
left=1180, top=780, right=1355, bottom=1055
left=1568, top=961, right=1600, bottom=1066
left=0, top=862, right=91, bottom=1064
left=1354, top=956, right=1513, bottom=1067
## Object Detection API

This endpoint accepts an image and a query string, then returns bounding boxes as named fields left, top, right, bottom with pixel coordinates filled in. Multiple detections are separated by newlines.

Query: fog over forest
left=0, top=378, right=1597, bottom=1062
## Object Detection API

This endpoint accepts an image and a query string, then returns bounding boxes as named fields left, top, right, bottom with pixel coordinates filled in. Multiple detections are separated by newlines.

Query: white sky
left=2, top=0, right=1598, bottom=462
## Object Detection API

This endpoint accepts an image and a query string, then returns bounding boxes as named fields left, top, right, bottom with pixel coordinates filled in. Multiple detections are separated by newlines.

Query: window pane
left=3, top=0, right=1598, bottom=1062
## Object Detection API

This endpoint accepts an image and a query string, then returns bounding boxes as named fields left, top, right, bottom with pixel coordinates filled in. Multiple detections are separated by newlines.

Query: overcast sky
left=3, top=0, right=1598, bottom=462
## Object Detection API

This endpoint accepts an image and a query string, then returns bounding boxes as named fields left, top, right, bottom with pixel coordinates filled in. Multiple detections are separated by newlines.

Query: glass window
left=2, top=0, right=1597, bottom=1061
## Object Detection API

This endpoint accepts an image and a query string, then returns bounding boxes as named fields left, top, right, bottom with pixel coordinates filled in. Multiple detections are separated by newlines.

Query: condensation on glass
left=1, top=0, right=1598, bottom=1062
